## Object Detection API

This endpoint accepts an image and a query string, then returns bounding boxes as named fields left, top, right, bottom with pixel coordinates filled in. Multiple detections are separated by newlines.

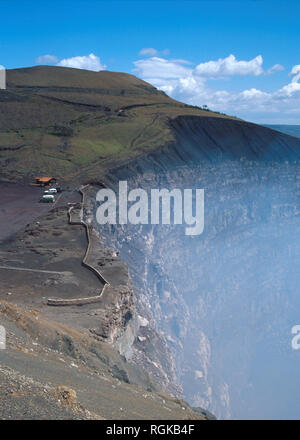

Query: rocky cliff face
left=88, top=115, right=300, bottom=419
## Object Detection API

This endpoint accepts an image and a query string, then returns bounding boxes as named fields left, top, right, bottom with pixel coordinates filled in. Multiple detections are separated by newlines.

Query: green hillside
left=0, top=66, right=234, bottom=184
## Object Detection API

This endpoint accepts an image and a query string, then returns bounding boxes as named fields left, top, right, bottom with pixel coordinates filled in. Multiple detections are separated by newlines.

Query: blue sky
left=0, top=0, right=300, bottom=123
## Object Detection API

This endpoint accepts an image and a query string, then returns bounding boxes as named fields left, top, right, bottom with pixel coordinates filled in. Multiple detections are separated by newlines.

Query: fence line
left=47, top=185, right=110, bottom=306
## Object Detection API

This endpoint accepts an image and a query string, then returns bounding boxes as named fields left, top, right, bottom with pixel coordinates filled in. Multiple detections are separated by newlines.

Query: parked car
left=40, top=195, right=55, bottom=203
left=44, top=188, right=57, bottom=194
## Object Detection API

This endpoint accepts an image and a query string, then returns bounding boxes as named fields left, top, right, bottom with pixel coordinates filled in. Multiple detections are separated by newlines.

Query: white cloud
left=35, top=54, right=59, bottom=65
left=290, top=64, right=300, bottom=82
left=134, top=57, right=192, bottom=79
left=56, top=53, right=106, bottom=71
left=275, top=65, right=300, bottom=97
left=133, top=54, right=300, bottom=122
left=139, top=48, right=158, bottom=57
left=35, top=52, right=106, bottom=71
left=265, top=63, right=285, bottom=75
left=195, top=54, right=264, bottom=78
left=139, top=48, right=170, bottom=57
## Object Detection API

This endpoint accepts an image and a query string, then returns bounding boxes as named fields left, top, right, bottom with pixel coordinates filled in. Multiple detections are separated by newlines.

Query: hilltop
left=0, top=65, right=233, bottom=185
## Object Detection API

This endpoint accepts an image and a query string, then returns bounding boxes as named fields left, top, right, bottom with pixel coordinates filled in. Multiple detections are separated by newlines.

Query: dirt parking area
left=0, top=182, right=81, bottom=242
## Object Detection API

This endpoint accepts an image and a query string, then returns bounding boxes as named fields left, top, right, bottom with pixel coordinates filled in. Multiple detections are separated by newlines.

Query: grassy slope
left=0, top=66, right=234, bottom=184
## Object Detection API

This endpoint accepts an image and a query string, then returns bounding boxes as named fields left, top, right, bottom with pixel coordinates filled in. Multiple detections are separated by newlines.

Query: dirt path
left=0, top=266, right=73, bottom=275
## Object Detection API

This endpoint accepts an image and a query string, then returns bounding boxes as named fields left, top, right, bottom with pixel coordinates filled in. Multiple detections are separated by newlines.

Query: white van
left=44, top=188, right=57, bottom=194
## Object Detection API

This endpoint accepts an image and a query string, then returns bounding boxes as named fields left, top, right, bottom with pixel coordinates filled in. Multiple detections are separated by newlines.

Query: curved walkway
left=47, top=185, right=110, bottom=306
